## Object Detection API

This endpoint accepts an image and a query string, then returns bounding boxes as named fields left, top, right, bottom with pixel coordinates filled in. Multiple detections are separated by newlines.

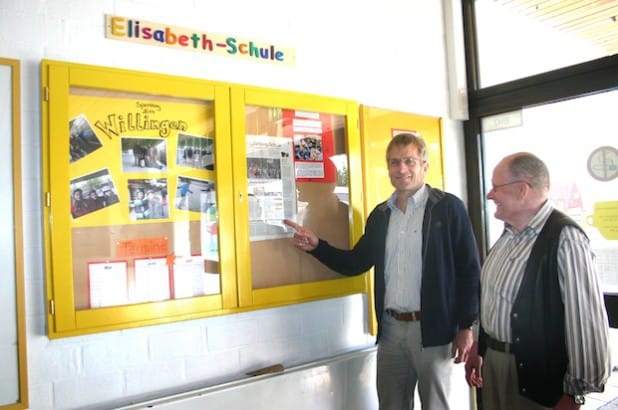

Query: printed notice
left=246, top=135, right=296, bottom=241
left=173, top=256, right=220, bottom=298
left=134, top=257, right=171, bottom=303
left=88, top=261, right=129, bottom=308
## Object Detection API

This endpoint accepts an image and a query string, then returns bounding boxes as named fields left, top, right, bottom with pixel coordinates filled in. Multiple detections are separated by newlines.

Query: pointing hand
left=283, top=219, right=318, bottom=251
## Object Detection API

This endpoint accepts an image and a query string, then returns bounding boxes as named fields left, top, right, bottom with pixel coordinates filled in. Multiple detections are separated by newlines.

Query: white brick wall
left=0, top=0, right=467, bottom=408
left=27, top=296, right=373, bottom=408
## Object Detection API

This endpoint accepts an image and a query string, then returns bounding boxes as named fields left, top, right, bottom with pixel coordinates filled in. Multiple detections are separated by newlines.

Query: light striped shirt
left=384, top=185, right=428, bottom=312
left=481, top=200, right=610, bottom=394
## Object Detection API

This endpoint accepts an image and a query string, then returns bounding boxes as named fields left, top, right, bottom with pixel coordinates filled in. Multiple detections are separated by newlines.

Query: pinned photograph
left=127, top=178, right=169, bottom=220
left=293, top=135, right=323, bottom=161
left=70, top=169, right=119, bottom=219
left=177, top=133, right=214, bottom=170
left=175, top=176, right=212, bottom=213
left=121, top=137, right=168, bottom=172
left=69, top=114, right=103, bottom=163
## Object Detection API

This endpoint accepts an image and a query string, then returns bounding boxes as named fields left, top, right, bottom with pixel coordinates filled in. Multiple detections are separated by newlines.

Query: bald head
left=488, top=152, right=552, bottom=231
left=502, top=152, right=550, bottom=193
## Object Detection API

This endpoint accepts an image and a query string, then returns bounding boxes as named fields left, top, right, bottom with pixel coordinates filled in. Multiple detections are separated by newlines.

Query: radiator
left=117, top=347, right=378, bottom=410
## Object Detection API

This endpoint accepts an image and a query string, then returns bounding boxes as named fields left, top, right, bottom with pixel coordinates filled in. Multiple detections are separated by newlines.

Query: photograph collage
left=69, top=113, right=216, bottom=222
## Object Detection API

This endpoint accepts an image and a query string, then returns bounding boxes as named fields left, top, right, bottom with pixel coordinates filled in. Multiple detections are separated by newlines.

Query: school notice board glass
left=231, top=87, right=368, bottom=308
left=42, top=60, right=236, bottom=337
left=67, top=89, right=220, bottom=309
left=246, top=107, right=350, bottom=288
left=0, top=58, right=28, bottom=409
left=42, top=61, right=369, bottom=337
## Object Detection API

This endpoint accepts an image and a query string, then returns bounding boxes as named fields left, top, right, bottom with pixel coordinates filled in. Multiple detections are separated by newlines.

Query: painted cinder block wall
left=0, top=0, right=469, bottom=408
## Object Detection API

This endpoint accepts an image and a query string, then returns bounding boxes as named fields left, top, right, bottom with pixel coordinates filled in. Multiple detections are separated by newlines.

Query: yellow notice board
left=359, top=105, right=444, bottom=335
left=41, top=60, right=237, bottom=338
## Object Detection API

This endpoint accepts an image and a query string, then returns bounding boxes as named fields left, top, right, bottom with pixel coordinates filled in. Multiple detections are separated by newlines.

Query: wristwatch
left=572, top=394, right=585, bottom=405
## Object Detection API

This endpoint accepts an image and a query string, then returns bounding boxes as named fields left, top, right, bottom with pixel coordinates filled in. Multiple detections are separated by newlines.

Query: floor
left=585, top=367, right=618, bottom=409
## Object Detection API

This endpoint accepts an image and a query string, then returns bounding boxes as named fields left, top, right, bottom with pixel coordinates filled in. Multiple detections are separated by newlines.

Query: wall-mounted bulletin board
left=42, top=60, right=236, bottom=337
left=0, top=58, right=28, bottom=409
left=42, top=60, right=369, bottom=338
left=359, top=105, right=444, bottom=334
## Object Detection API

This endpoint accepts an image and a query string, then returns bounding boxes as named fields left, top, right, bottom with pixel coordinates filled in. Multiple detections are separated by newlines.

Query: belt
left=386, top=309, right=422, bottom=322
left=486, top=335, right=512, bottom=353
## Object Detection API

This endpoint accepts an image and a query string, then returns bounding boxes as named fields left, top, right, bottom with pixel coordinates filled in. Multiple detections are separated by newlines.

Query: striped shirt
left=481, top=200, right=610, bottom=394
left=384, top=185, right=428, bottom=312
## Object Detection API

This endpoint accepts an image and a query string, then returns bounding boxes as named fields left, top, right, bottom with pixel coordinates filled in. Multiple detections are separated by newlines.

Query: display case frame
left=42, top=60, right=369, bottom=338
left=42, top=60, right=236, bottom=337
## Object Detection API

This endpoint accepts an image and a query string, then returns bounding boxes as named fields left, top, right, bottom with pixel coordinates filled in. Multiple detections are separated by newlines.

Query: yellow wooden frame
left=0, top=57, right=28, bottom=410
left=41, top=60, right=369, bottom=338
left=42, top=60, right=236, bottom=337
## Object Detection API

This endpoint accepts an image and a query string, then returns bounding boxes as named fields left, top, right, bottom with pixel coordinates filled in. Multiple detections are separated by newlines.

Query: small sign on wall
left=105, top=15, right=296, bottom=67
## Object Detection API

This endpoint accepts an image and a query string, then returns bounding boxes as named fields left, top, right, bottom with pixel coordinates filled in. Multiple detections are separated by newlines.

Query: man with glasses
left=465, top=152, right=610, bottom=409
left=285, top=132, right=480, bottom=409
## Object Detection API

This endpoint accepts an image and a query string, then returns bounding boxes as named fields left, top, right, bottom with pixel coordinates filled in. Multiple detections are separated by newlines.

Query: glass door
left=481, top=90, right=618, bottom=292
left=42, top=60, right=236, bottom=337
left=230, top=86, right=367, bottom=308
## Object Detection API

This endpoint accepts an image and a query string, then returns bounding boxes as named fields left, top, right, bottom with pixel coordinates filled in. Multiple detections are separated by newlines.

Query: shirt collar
left=505, top=199, right=553, bottom=235
left=387, top=184, right=428, bottom=211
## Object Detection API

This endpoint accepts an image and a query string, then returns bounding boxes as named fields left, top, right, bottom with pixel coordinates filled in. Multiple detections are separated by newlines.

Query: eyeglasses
left=388, top=156, right=424, bottom=168
left=490, top=180, right=531, bottom=192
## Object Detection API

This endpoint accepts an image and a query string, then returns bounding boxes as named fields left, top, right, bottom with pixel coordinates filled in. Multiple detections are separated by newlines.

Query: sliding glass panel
left=67, top=88, right=220, bottom=309
left=245, top=106, right=350, bottom=289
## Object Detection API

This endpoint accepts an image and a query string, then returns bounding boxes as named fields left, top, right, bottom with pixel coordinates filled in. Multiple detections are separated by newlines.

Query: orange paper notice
left=116, top=237, right=169, bottom=258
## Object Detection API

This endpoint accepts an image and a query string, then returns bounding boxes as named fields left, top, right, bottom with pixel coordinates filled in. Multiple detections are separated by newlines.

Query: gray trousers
left=377, top=313, right=454, bottom=410
left=481, top=348, right=551, bottom=410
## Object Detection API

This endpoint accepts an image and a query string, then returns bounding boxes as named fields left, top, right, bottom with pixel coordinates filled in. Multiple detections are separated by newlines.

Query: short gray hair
left=507, top=152, right=550, bottom=190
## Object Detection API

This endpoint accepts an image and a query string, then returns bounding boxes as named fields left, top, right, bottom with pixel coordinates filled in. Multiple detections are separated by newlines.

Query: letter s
left=226, top=38, right=237, bottom=55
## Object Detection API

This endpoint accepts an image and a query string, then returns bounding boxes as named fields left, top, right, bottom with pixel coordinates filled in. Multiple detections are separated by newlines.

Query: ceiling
left=495, top=0, right=618, bottom=55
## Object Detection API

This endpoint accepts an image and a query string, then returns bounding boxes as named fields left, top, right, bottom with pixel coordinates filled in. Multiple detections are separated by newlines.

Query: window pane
left=475, top=0, right=618, bottom=87
left=481, top=89, right=618, bottom=293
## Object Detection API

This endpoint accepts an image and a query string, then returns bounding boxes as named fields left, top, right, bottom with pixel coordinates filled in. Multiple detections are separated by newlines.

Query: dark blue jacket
left=310, top=185, right=480, bottom=346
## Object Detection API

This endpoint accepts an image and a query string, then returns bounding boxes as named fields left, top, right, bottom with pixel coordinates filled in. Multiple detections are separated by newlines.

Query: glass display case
left=42, top=60, right=368, bottom=337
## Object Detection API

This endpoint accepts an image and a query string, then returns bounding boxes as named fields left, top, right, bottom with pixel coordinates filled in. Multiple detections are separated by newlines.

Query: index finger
left=283, top=219, right=302, bottom=231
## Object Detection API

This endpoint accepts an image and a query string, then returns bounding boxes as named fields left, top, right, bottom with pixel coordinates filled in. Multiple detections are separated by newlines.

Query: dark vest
left=510, top=210, right=584, bottom=407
